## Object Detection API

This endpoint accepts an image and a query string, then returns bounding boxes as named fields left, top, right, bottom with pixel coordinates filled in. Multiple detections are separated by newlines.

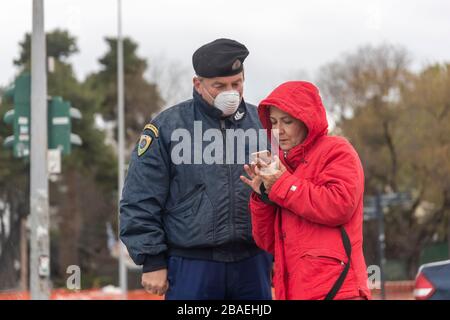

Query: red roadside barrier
left=0, top=282, right=415, bottom=300
left=0, top=288, right=163, bottom=300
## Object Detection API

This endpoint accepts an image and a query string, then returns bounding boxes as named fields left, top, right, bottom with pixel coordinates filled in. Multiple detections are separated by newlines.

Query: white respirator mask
left=203, top=86, right=241, bottom=117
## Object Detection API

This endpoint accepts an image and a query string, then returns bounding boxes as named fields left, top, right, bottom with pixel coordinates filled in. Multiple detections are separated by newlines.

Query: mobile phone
left=250, top=150, right=272, bottom=165
left=250, top=150, right=279, bottom=175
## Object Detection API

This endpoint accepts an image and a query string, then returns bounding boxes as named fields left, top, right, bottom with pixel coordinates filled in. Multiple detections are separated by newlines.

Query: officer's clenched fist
left=141, top=269, right=169, bottom=296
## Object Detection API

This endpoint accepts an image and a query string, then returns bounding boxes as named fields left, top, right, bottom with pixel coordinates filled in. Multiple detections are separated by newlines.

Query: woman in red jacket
left=240, top=81, right=371, bottom=300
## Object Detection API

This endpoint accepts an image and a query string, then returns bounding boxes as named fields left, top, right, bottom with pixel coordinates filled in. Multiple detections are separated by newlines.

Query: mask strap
left=201, top=83, right=215, bottom=103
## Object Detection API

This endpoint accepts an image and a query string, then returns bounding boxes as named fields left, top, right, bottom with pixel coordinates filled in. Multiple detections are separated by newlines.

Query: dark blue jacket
left=120, top=90, right=267, bottom=272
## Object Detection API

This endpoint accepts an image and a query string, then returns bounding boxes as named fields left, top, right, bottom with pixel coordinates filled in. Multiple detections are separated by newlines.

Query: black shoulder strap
left=325, top=226, right=352, bottom=300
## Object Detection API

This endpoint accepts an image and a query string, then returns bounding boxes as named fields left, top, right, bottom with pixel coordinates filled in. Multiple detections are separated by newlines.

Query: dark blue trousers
left=165, top=252, right=273, bottom=300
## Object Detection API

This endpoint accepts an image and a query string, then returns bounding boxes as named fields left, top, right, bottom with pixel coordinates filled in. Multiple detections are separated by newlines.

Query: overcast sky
left=1, top=0, right=450, bottom=104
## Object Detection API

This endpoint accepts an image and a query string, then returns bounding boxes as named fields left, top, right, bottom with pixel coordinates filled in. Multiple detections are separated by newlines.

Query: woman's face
left=269, top=106, right=308, bottom=152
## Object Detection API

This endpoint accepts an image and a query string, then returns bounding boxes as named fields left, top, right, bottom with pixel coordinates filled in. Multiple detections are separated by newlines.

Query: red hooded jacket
left=250, top=81, right=371, bottom=300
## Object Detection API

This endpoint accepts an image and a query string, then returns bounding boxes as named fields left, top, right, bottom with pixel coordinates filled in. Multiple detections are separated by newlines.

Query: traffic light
left=2, top=73, right=82, bottom=159
left=2, top=73, right=31, bottom=158
left=48, top=96, right=82, bottom=155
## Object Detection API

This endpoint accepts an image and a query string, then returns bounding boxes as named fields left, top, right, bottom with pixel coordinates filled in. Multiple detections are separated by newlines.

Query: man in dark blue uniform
left=120, top=39, right=272, bottom=300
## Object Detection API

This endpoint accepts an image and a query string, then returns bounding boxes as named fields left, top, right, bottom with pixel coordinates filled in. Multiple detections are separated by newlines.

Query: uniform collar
left=193, top=89, right=248, bottom=123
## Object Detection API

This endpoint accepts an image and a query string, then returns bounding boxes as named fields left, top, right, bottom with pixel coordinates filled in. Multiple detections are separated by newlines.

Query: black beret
left=192, top=38, right=249, bottom=78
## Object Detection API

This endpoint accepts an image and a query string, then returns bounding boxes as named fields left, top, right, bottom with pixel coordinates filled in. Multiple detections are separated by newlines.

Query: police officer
left=120, top=38, right=272, bottom=300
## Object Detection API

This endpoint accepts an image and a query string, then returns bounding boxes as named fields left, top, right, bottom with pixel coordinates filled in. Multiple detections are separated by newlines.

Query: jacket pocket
left=291, top=248, right=355, bottom=299
left=165, top=184, right=205, bottom=214
left=163, top=184, right=215, bottom=248
left=301, top=248, right=347, bottom=264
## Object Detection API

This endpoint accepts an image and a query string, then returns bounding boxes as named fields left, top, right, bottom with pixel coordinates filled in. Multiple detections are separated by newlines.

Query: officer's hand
left=240, top=163, right=263, bottom=194
left=141, top=269, right=169, bottom=296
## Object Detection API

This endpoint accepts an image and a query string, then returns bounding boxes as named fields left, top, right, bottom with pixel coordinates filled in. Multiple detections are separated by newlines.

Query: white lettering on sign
left=18, top=117, right=28, bottom=125
left=19, top=134, right=29, bottom=141
left=53, top=117, right=69, bottom=125
left=20, top=126, right=28, bottom=134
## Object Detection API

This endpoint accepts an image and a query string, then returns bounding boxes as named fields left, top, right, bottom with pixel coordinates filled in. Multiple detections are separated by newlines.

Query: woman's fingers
left=240, top=175, right=259, bottom=194
left=274, top=155, right=286, bottom=172
left=274, top=155, right=281, bottom=165
left=256, top=158, right=269, bottom=168
left=244, top=164, right=255, bottom=178
left=240, top=175, right=262, bottom=195
left=240, top=175, right=252, bottom=187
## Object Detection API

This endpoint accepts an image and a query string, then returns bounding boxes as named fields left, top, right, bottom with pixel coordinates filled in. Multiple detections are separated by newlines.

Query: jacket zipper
left=220, top=119, right=235, bottom=245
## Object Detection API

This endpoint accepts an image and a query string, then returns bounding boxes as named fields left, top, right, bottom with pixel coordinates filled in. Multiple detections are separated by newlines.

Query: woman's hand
left=256, top=155, right=287, bottom=193
left=240, top=163, right=263, bottom=194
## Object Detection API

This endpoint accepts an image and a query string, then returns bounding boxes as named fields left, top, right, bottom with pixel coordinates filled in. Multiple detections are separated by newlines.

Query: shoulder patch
left=143, top=123, right=159, bottom=138
left=138, top=135, right=153, bottom=156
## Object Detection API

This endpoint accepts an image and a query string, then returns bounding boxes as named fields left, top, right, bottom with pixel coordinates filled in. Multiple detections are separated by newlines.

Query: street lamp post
left=117, top=0, right=128, bottom=297
left=30, top=0, right=50, bottom=300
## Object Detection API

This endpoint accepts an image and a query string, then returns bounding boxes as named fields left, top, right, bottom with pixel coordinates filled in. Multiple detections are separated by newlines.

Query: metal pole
left=448, top=211, right=450, bottom=260
left=20, top=218, right=28, bottom=291
left=117, top=0, right=128, bottom=296
left=376, top=193, right=386, bottom=300
left=30, top=0, right=50, bottom=300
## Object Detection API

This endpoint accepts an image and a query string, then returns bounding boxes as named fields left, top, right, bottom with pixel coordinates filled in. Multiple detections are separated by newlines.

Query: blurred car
left=414, top=259, right=450, bottom=300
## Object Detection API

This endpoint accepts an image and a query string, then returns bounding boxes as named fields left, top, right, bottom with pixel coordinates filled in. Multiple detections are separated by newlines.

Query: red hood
left=258, top=81, right=328, bottom=169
